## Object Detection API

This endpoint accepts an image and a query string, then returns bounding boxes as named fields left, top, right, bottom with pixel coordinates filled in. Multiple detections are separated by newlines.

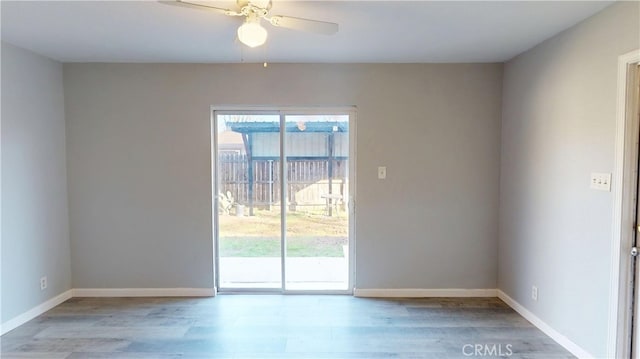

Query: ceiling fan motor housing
left=238, top=0, right=272, bottom=11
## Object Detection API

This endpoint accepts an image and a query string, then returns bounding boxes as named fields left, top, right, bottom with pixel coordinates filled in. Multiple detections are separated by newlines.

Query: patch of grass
left=219, top=236, right=346, bottom=257
left=218, top=209, right=348, bottom=237
left=218, top=208, right=348, bottom=257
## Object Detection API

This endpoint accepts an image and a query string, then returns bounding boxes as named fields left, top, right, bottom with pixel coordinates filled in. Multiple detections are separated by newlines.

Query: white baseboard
left=354, top=288, right=498, bottom=298
left=0, top=289, right=73, bottom=336
left=72, top=288, right=216, bottom=297
left=1, top=287, right=215, bottom=335
left=497, top=290, right=593, bottom=359
left=0, top=286, right=592, bottom=359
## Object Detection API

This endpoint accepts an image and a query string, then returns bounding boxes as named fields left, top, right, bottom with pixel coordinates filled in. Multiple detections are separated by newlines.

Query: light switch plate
left=378, top=166, right=386, bottom=179
left=590, top=172, right=611, bottom=191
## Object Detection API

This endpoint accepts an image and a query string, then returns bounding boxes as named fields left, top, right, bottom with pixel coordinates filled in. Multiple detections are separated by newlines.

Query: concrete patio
left=218, top=256, right=349, bottom=290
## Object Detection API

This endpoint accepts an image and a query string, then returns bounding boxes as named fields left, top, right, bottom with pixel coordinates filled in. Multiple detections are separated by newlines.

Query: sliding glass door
left=215, top=113, right=282, bottom=289
left=213, top=109, right=354, bottom=293
left=284, top=115, right=350, bottom=290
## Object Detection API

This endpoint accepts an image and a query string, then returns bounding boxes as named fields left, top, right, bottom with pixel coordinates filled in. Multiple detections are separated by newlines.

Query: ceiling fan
left=160, top=0, right=339, bottom=48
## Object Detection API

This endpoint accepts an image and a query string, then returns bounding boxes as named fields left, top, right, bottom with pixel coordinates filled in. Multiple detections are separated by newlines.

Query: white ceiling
left=1, top=1, right=614, bottom=63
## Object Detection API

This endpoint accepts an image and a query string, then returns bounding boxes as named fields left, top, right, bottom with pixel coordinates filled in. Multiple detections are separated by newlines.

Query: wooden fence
left=218, top=153, right=348, bottom=211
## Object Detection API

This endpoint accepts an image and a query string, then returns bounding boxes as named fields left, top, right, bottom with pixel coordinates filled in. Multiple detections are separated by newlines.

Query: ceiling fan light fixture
left=237, top=20, right=268, bottom=48
left=162, top=0, right=338, bottom=49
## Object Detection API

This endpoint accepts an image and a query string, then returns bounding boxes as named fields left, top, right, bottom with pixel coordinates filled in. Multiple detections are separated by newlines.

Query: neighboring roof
left=218, top=131, right=244, bottom=146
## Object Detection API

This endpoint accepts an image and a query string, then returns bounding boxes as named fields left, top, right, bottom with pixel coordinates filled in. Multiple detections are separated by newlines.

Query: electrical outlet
left=40, top=276, right=47, bottom=290
left=531, top=285, right=538, bottom=301
left=378, top=166, right=386, bottom=179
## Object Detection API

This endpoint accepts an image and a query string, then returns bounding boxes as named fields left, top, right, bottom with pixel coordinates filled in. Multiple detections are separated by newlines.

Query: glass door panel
left=215, top=114, right=282, bottom=289
left=284, top=115, right=350, bottom=290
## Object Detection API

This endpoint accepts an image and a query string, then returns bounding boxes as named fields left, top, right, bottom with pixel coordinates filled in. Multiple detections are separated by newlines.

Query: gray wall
left=499, top=2, right=639, bottom=357
left=64, top=63, right=503, bottom=290
left=1, top=43, right=71, bottom=323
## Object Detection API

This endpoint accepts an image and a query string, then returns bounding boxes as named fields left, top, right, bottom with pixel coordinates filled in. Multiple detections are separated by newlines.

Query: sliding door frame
left=212, top=109, right=281, bottom=294
left=211, top=106, right=357, bottom=294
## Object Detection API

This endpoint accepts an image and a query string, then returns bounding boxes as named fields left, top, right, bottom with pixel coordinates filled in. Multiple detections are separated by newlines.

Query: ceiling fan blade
left=269, top=15, right=338, bottom=35
left=159, top=0, right=235, bottom=16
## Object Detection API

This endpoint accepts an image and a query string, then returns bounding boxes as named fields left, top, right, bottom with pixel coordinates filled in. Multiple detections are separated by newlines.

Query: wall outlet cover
left=590, top=172, right=611, bottom=191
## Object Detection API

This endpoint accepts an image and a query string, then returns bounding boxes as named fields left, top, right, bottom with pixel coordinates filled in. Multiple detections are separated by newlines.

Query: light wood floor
left=1, top=295, right=574, bottom=358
